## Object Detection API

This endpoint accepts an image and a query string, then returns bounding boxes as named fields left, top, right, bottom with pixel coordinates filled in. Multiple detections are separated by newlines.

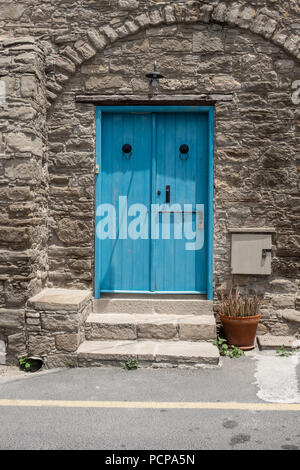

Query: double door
left=95, top=110, right=209, bottom=295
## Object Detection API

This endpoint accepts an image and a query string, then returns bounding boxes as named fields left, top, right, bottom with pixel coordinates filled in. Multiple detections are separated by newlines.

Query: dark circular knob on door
left=157, top=190, right=161, bottom=195
left=179, top=144, right=189, bottom=154
left=122, top=144, right=132, bottom=154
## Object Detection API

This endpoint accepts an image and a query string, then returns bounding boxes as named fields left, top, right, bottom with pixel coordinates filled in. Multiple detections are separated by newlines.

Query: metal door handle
left=166, top=185, right=170, bottom=203
left=262, top=249, right=272, bottom=258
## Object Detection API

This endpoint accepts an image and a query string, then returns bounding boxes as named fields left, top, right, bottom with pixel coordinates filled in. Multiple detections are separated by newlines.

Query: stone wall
left=0, top=38, right=48, bottom=362
left=25, top=288, right=92, bottom=368
left=46, top=17, right=299, bottom=335
left=0, top=0, right=299, bottom=363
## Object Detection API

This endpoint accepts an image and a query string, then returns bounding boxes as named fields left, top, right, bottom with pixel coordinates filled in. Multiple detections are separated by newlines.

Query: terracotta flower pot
left=219, top=312, right=261, bottom=350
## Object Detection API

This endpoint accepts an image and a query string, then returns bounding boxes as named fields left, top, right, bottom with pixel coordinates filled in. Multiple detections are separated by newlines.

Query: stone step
left=93, top=298, right=213, bottom=315
left=85, top=313, right=216, bottom=341
left=77, top=339, right=219, bottom=367
left=257, top=335, right=300, bottom=350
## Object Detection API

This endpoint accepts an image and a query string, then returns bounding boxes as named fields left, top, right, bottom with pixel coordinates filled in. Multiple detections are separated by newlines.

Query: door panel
left=153, top=113, right=208, bottom=292
left=99, top=112, right=152, bottom=291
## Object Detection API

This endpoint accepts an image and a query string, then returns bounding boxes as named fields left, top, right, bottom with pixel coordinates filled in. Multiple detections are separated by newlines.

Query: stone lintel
left=228, top=227, right=276, bottom=233
left=74, top=94, right=223, bottom=105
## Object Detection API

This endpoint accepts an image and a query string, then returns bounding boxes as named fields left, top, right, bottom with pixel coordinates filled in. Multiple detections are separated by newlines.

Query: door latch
left=165, top=185, right=170, bottom=204
left=262, top=248, right=272, bottom=258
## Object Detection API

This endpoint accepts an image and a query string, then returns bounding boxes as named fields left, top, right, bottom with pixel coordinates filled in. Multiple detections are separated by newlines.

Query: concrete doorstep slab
left=77, top=340, right=219, bottom=366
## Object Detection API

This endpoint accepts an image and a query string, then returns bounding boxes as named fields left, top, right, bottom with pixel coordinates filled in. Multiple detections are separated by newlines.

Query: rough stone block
left=55, top=333, right=82, bottom=352
left=64, top=46, right=83, bottom=65
left=20, top=76, right=37, bottom=97
left=124, top=20, right=140, bottom=35
left=6, top=132, right=43, bottom=157
left=135, top=13, right=150, bottom=28
left=7, top=332, right=26, bottom=355
left=164, top=5, right=176, bottom=24
left=102, top=25, right=118, bottom=43
left=256, top=323, right=268, bottom=335
left=270, top=323, right=295, bottom=336
left=56, top=219, right=91, bottom=246
left=86, top=75, right=125, bottom=91
left=137, top=323, right=177, bottom=340
left=55, top=57, right=76, bottom=74
left=150, top=9, right=164, bottom=26
left=86, top=323, right=137, bottom=341
left=271, top=295, right=295, bottom=309
left=179, top=323, right=216, bottom=341
left=119, top=0, right=139, bottom=10
left=211, top=2, right=227, bottom=23
left=87, top=30, right=107, bottom=51
left=281, top=309, right=300, bottom=324
left=193, top=32, right=224, bottom=53
left=74, top=40, right=96, bottom=60
left=250, top=14, right=277, bottom=39
left=226, top=3, right=241, bottom=26
left=210, top=75, right=241, bottom=92
left=46, top=353, right=77, bottom=369
left=198, top=4, right=213, bottom=24
left=28, top=335, right=55, bottom=356
left=0, top=311, right=22, bottom=333
left=237, top=6, right=256, bottom=29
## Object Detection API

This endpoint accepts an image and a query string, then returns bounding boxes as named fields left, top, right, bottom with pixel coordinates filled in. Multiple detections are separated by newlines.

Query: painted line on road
left=0, top=400, right=299, bottom=411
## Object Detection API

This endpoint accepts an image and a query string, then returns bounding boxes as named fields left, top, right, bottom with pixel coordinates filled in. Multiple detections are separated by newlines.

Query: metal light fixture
left=146, top=61, right=164, bottom=88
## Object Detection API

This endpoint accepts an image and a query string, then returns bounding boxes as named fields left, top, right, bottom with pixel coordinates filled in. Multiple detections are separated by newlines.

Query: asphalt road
left=0, top=352, right=299, bottom=450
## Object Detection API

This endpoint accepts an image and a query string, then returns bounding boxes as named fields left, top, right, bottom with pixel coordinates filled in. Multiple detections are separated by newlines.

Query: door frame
left=95, top=105, right=214, bottom=300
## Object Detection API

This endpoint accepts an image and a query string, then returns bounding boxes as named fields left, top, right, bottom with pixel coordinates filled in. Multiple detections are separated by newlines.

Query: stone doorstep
left=93, top=298, right=213, bottom=315
left=85, top=313, right=216, bottom=341
left=27, top=288, right=92, bottom=311
left=77, top=340, right=219, bottom=365
left=257, top=335, right=300, bottom=350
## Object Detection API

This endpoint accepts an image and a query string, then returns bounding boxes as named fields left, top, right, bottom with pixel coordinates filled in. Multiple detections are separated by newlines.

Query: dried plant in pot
left=219, top=288, right=261, bottom=351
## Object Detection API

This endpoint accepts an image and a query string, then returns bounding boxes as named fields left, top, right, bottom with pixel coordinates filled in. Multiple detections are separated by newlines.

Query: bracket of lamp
left=146, top=61, right=164, bottom=88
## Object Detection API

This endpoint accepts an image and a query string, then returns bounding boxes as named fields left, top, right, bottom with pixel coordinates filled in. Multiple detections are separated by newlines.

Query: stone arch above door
left=46, top=1, right=300, bottom=106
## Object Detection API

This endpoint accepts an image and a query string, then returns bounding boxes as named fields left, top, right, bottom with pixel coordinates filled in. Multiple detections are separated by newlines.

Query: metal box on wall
left=229, top=229, right=275, bottom=275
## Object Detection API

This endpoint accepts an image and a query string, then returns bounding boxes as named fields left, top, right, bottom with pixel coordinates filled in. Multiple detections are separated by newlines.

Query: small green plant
left=66, top=360, right=76, bottom=368
left=276, top=345, right=293, bottom=357
left=123, top=357, right=139, bottom=370
left=214, top=338, right=245, bottom=359
left=19, top=356, right=42, bottom=372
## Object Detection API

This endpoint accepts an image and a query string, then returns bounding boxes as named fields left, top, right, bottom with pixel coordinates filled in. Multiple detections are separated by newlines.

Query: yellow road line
left=0, top=400, right=299, bottom=411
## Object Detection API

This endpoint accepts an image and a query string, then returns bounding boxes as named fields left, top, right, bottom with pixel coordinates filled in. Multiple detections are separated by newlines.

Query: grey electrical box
left=230, top=231, right=273, bottom=275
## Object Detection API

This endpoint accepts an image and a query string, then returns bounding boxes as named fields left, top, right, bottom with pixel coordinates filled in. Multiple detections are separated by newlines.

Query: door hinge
left=95, top=164, right=100, bottom=174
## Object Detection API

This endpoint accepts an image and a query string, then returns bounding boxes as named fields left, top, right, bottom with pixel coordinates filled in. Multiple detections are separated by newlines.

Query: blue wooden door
left=95, top=109, right=209, bottom=295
